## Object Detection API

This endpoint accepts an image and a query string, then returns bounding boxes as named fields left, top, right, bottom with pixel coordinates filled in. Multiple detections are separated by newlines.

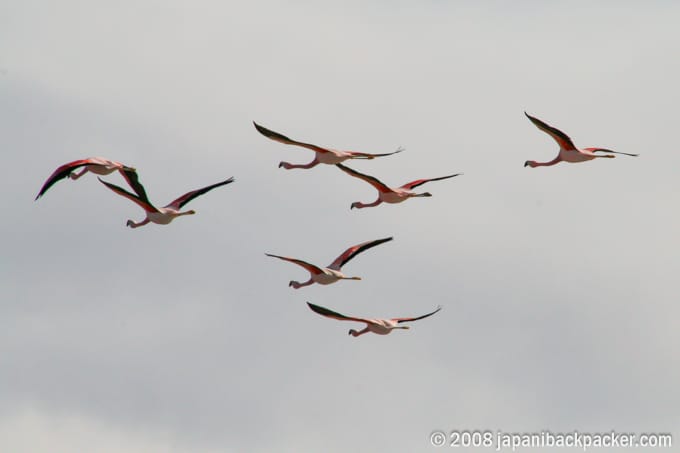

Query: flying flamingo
left=36, top=157, right=139, bottom=200
left=98, top=176, right=234, bottom=228
left=336, top=163, right=461, bottom=209
left=266, top=237, right=393, bottom=289
left=524, top=112, right=638, bottom=168
left=307, top=302, right=442, bottom=337
left=253, top=122, right=403, bottom=169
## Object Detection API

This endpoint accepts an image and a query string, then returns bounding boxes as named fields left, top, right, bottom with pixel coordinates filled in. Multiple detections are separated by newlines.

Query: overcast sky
left=2, top=1, right=679, bottom=452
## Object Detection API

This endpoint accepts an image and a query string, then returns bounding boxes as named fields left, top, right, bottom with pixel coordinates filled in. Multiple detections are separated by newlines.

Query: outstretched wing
left=119, top=168, right=149, bottom=201
left=346, top=147, right=404, bottom=159
left=307, top=302, right=373, bottom=324
left=525, top=112, right=577, bottom=151
left=400, top=173, right=462, bottom=190
left=328, top=237, right=393, bottom=270
left=335, top=163, right=392, bottom=193
left=394, top=306, right=442, bottom=323
left=35, top=159, right=92, bottom=200
left=254, top=122, right=329, bottom=153
left=584, top=147, right=639, bottom=157
left=98, top=178, right=158, bottom=212
left=166, top=177, right=234, bottom=210
left=265, top=253, right=324, bottom=275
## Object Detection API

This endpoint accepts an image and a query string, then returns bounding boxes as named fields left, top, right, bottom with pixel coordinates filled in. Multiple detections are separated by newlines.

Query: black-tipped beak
left=523, top=161, right=529, bottom=167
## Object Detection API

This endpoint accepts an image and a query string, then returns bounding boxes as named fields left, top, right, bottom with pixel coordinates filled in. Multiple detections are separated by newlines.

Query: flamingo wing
left=328, top=237, right=393, bottom=270
left=400, top=173, right=462, bottom=190
left=583, top=147, right=639, bottom=157
left=165, top=177, right=234, bottom=210
left=525, top=112, right=577, bottom=151
left=346, top=147, right=404, bottom=159
left=307, top=302, right=373, bottom=324
left=119, top=168, right=150, bottom=201
left=98, top=178, right=158, bottom=212
left=393, top=305, right=442, bottom=323
left=35, top=159, right=96, bottom=200
left=265, top=254, right=324, bottom=275
left=253, top=122, right=329, bottom=153
left=335, top=163, right=392, bottom=193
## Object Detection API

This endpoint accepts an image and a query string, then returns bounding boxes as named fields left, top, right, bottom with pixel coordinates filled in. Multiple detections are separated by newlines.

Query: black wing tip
left=336, top=163, right=358, bottom=173
left=97, top=177, right=116, bottom=187
left=306, top=302, right=326, bottom=314
left=253, top=121, right=276, bottom=136
left=525, top=111, right=539, bottom=122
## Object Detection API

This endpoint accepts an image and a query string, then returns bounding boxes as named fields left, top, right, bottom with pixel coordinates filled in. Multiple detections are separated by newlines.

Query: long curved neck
left=350, top=327, right=370, bottom=337
left=69, top=168, right=89, bottom=180
left=280, top=159, right=319, bottom=170
left=290, top=278, right=314, bottom=289
left=352, top=198, right=382, bottom=209
left=528, top=156, right=561, bottom=167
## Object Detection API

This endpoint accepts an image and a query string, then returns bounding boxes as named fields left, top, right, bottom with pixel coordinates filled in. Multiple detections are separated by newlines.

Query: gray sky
left=2, top=1, right=679, bottom=452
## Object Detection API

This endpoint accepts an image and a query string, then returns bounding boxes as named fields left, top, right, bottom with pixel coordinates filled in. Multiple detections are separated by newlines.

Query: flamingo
left=36, top=157, right=139, bottom=200
left=336, top=163, right=461, bottom=209
left=253, top=122, right=403, bottom=169
left=266, top=237, right=393, bottom=289
left=98, top=176, right=234, bottom=228
left=524, top=112, right=638, bottom=168
left=307, top=302, right=442, bottom=337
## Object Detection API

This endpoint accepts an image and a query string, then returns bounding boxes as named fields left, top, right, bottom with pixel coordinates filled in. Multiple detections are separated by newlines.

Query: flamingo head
left=289, top=280, right=301, bottom=289
left=279, top=161, right=292, bottom=169
left=126, top=220, right=135, bottom=228
left=418, top=192, right=432, bottom=197
left=350, top=202, right=361, bottom=210
left=524, top=160, right=536, bottom=168
left=348, top=329, right=359, bottom=337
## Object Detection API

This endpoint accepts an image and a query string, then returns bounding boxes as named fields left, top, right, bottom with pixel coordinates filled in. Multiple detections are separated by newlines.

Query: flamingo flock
left=36, top=112, right=637, bottom=338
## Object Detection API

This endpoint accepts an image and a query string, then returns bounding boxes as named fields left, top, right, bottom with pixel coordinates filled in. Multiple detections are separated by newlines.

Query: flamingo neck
left=351, top=199, right=382, bottom=209
left=349, top=327, right=370, bottom=337
left=279, top=159, right=318, bottom=170
left=525, top=156, right=561, bottom=168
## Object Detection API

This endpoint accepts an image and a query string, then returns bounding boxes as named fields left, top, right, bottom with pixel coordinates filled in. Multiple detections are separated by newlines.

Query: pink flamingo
left=99, top=176, right=234, bottom=228
left=36, top=157, right=138, bottom=200
left=336, top=163, right=461, bottom=209
left=266, top=237, right=393, bottom=289
left=253, top=122, right=403, bottom=169
left=524, top=112, right=638, bottom=168
left=307, top=302, right=442, bottom=337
